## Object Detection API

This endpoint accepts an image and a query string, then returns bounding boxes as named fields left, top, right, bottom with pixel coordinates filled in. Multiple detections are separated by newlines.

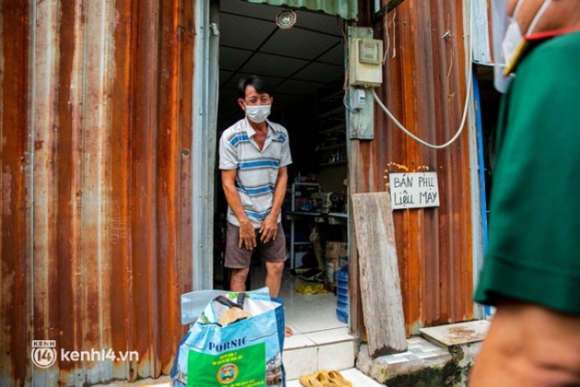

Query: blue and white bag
left=171, top=292, right=286, bottom=387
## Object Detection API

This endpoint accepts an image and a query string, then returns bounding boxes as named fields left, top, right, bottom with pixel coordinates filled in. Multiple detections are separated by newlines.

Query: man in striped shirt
left=219, top=76, right=292, bottom=321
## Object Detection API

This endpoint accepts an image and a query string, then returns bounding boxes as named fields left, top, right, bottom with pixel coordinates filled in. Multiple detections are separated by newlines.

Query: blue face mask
left=244, top=104, right=271, bottom=124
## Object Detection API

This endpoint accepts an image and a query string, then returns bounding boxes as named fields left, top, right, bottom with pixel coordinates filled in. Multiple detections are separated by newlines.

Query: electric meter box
left=349, top=38, right=383, bottom=87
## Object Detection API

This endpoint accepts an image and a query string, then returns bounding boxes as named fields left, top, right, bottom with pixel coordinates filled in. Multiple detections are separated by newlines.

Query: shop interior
left=213, top=1, right=351, bottom=334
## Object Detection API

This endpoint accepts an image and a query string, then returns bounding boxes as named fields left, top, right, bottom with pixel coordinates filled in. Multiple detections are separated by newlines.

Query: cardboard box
left=325, top=242, right=348, bottom=290
left=325, top=241, right=348, bottom=260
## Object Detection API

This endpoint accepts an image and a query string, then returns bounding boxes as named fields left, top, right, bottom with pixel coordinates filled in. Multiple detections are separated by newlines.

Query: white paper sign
left=389, top=172, right=440, bottom=210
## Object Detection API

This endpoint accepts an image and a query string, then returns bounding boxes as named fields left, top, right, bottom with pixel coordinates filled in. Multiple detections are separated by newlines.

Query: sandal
left=325, top=370, right=352, bottom=387
left=298, top=373, right=325, bottom=387
left=315, top=371, right=333, bottom=386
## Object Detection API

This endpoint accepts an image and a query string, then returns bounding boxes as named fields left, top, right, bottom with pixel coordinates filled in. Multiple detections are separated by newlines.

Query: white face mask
left=494, top=0, right=552, bottom=92
left=502, top=0, right=552, bottom=70
left=244, top=104, right=271, bottom=124
left=501, top=0, right=526, bottom=69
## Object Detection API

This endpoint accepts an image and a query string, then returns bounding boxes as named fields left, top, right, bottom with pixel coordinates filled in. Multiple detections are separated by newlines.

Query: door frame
left=192, top=0, right=220, bottom=290
left=194, top=3, right=362, bottom=335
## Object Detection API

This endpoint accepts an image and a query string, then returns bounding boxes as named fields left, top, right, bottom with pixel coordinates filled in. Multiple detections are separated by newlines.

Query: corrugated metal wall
left=1, top=0, right=481, bottom=383
left=353, top=0, right=475, bottom=335
left=1, top=0, right=195, bottom=384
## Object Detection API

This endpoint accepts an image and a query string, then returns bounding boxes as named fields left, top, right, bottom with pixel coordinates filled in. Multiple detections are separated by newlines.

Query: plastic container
left=336, top=265, right=349, bottom=324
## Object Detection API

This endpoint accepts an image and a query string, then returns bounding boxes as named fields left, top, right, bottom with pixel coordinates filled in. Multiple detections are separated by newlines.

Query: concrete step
left=357, top=337, right=453, bottom=384
left=283, top=326, right=357, bottom=380
left=356, top=321, right=490, bottom=386
left=419, top=320, right=489, bottom=348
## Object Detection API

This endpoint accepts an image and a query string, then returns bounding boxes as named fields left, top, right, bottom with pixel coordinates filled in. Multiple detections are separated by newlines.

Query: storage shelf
left=319, top=143, right=346, bottom=151
left=287, top=182, right=321, bottom=270
left=319, top=106, right=344, bottom=119
left=319, top=90, right=343, bottom=103
left=317, top=85, right=346, bottom=171
left=319, top=123, right=346, bottom=135
left=319, top=160, right=347, bottom=167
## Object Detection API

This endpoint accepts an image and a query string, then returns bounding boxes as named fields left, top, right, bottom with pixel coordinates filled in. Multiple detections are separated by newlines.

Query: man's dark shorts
left=224, top=223, right=287, bottom=269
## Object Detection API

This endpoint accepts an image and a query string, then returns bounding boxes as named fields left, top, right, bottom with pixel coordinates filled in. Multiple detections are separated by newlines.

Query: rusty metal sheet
left=350, top=0, right=475, bottom=336
left=1, top=0, right=194, bottom=384
left=1, top=2, right=32, bottom=386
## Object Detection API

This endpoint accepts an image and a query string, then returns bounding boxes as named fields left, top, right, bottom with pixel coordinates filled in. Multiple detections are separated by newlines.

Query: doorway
left=474, top=65, right=501, bottom=230
left=213, top=1, right=351, bottom=337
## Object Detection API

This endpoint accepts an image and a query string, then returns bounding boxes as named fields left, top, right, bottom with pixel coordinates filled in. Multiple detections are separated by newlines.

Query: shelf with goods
left=319, top=143, right=345, bottom=151
left=284, top=182, right=321, bottom=270
left=316, top=83, right=347, bottom=170
left=318, top=106, right=344, bottom=120
left=317, top=142, right=346, bottom=168
left=319, top=123, right=346, bottom=136
left=318, top=159, right=347, bottom=168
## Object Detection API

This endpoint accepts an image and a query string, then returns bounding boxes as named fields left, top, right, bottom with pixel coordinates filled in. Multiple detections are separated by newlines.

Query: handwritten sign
left=389, top=172, right=440, bottom=210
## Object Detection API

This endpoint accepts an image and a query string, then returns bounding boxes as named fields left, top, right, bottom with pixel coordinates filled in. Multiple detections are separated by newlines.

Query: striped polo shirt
left=219, top=118, right=292, bottom=228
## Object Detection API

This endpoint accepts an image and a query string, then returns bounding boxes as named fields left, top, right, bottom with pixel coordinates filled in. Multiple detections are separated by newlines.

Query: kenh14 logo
left=31, top=340, right=57, bottom=368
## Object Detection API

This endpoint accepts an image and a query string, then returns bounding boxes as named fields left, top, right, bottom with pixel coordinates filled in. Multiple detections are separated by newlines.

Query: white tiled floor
left=251, top=265, right=348, bottom=338
left=276, top=267, right=384, bottom=385
left=250, top=267, right=366, bottom=382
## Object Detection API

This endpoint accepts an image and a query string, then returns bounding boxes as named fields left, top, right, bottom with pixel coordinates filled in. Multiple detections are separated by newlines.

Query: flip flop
left=325, top=370, right=352, bottom=387
left=315, top=372, right=335, bottom=386
left=298, top=373, right=312, bottom=387
left=298, top=373, right=324, bottom=387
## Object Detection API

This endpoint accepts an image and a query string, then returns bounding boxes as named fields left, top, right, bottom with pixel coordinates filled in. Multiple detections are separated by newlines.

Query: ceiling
left=217, top=0, right=347, bottom=129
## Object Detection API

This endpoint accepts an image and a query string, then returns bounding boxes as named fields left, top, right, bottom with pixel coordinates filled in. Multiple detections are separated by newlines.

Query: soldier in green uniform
left=470, top=0, right=580, bottom=385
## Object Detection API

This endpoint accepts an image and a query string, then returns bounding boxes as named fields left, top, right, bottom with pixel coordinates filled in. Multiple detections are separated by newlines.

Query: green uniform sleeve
left=474, top=32, right=580, bottom=315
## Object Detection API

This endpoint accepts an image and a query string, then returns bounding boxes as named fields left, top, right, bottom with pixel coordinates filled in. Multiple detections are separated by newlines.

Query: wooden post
left=352, top=192, right=407, bottom=357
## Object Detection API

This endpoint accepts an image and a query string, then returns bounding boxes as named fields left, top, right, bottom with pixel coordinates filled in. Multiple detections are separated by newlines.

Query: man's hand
left=238, top=221, right=257, bottom=250
left=259, top=215, right=278, bottom=243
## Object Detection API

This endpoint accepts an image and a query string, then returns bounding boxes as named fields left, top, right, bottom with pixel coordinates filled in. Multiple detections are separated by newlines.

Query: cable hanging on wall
left=373, top=2, right=474, bottom=150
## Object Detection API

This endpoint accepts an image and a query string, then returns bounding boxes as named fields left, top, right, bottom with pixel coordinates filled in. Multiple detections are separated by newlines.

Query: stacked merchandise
left=336, top=265, right=349, bottom=323
left=325, top=241, right=348, bottom=291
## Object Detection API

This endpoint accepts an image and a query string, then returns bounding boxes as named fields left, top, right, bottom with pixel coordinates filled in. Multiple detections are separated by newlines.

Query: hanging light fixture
left=276, top=9, right=297, bottom=29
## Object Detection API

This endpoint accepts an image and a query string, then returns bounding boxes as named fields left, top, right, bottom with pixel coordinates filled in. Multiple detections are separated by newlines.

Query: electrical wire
left=343, top=70, right=356, bottom=113
left=337, top=16, right=357, bottom=113
left=373, top=2, right=474, bottom=149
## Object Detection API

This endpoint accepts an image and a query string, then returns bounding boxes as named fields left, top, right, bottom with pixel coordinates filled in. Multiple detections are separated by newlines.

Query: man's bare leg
left=229, top=268, right=250, bottom=292
left=264, top=261, right=292, bottom=337
left=264, top=262, right=284, bottom=297
left=469, top=299, right=580, bottom=386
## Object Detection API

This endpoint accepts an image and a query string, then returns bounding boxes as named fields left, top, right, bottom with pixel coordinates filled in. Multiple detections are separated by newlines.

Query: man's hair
left=237, top=75, right=273, bottom=99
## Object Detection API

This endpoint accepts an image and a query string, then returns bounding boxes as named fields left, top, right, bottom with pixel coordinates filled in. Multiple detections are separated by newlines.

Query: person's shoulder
left=220, top=119, right=247, bottom=140
left=533, top=29, right=580, bottom=49
left=524, top=30, right=580, bottom=68
left=267, top=121, right=289, bottom=137
left=515, top=31, right=580, bottom=95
